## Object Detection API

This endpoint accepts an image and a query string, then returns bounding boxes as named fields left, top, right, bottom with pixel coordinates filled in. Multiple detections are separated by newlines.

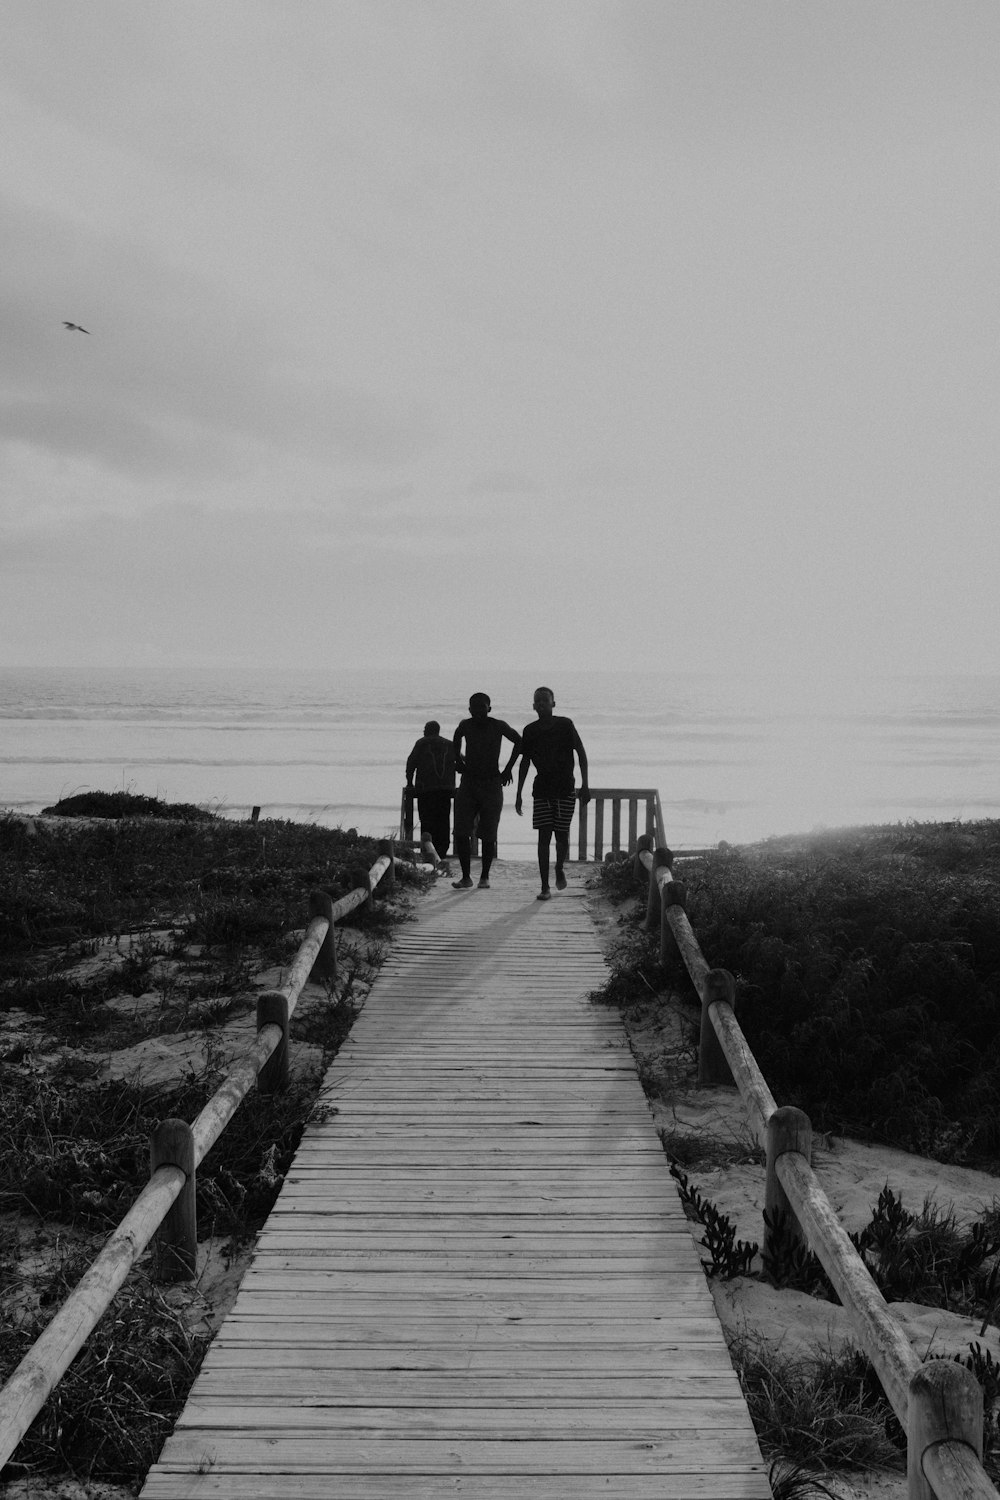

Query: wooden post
left=308, top=891, right=337, bottom=984
left=698, top=968, right=737, bottom=1086
left=257, top=990, right=290, bottom=1094
left=594, top=797, right=605, bottom=862
left=401, top=787, right=414, bottom=841
left=627, top=798, right=638, bottom=853
left=150, top=1119, right=196, bottom=1282
left=379, top=838, right=396, bottom=893
left=577, top=794, right=589, bottom=861
left=660, top=877, right=686, bottom=963
left=349, top=865, right=376, bottom=908
left=250, top=805, right=261, bottom=823
left=646, top=847, right=672, bottom=933
left=765, top=1106, right=813, bottom=1256
left=611, top=798, right=622, bottom=856
left=633, top=831, right=654, bottom=884
left=907, top=1359, right=983, bottom=1500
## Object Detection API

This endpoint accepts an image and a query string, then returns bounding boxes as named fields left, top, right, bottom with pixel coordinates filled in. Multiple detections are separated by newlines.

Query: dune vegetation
left=0, top=795, right=417, bottom=1487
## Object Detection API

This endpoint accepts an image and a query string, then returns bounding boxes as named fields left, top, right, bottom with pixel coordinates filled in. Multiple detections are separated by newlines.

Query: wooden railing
left=0, top=848, right=395, bottom=1474
left=577, top=787, right=664, bottom=862
left=401, top=784, right=666, bottom=863
left=634, top=837, right=998, bottom=1500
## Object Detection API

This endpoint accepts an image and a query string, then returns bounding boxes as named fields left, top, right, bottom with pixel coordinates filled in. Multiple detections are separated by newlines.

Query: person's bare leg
left=536, top=830, right=552, bottom=898
left=555, top=832, right=569, bottom=890
left=479, top=840, right=496, bottom=887
left=452, top=835, right=473, bottom=889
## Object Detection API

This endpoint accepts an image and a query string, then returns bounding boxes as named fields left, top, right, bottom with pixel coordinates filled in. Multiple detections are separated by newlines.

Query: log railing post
left=908, top=1359, right=984, bottom=1500
left=400, top=787, right=414, bottom=841
left=646, top=848, right=672, bottom=933
left=633, top=832, right=654, bottom=885
left=661, top=877, right=686, bottom=965
left=150, top=1119, right=196, bottom=1282
left=764, top=1105, right=813, bottom=1256
left=256, top=990, right=290, bottom=1095
left=379, top=838, right=396, bottom=893
left=308, top=891, right=337, bottom=984
left=698, top=967, right=737, bottom=1086
left=349, top=864, right=376, bottom=908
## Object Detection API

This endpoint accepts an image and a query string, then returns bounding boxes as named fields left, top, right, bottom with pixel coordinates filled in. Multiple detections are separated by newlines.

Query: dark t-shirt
left=520, top=716, right=579, bottom=798
left=405, top=735, right=455, bottom=791
left=454, top=717, right=521, bottom=782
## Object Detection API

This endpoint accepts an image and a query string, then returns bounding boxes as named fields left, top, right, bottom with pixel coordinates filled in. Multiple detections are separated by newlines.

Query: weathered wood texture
left=141, top=860, right=768, bottom=1499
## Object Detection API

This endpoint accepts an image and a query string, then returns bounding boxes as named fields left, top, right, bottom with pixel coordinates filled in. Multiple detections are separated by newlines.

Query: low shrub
left=601, top=820, right=1000, bottom=1162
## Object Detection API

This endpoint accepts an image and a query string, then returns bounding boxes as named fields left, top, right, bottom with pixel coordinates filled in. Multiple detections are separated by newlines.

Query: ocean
left=2, top=666, right=998, bottom=856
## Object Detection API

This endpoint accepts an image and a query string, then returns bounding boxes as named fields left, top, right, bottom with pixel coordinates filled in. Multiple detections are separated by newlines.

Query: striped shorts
left=532, top=796, right=576, bottom=834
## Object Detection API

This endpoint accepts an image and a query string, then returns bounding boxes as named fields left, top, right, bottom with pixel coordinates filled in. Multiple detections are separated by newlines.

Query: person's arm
left=405, top=743, right=419, bottom=787
left=499, top=723, right=522, bottom=786
left=452, top=723, right=466, bottom=775
left=572, top=727, right=590, bottom=803
left=514, top=730, right=531, bottom=813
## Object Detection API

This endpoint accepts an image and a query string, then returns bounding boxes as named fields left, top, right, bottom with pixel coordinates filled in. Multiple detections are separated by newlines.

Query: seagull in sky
left=63, top=321, right=90, bottom=333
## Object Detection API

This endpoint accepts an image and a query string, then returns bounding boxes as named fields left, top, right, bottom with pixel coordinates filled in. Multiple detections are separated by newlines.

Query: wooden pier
left=141, top=859, right=769, bottom=1499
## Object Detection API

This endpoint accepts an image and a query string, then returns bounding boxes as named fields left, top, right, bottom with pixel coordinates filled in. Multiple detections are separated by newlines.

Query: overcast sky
left=2, top=1, right=997, bottom=679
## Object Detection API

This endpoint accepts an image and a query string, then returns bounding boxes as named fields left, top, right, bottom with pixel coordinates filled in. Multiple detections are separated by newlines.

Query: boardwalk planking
left=140, top=860, right=769, bottom=1499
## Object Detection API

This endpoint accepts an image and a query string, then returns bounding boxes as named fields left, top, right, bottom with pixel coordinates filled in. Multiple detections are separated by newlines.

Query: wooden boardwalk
left=141, top=860, right=769, bottom=1499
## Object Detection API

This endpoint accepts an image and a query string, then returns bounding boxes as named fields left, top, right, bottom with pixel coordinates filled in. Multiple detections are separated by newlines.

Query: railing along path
left=636, top=837, right=998, bottom=1500
left=0, top=849, right=394, bottom=1475
left=140, top=858, right=768, bottom=1499
left=401, top=785, right=665, bottom=863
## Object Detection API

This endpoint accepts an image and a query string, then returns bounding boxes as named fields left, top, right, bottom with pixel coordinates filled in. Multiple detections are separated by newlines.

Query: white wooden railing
left=401, top=784, right=666, bottom=862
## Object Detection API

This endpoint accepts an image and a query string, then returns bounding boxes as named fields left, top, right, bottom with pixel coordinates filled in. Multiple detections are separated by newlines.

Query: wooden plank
left=139, top=860, right=764, bottom=1499
left=173, top=1402, right=751, bottom=1433
left=142, top=1473, right=771, bottom=1499
left=187, top=1371, right=740, bottom=1399
left=153, top=1433, right=765, bottom=1472
left=198, top=1343, right=741, bottom=1373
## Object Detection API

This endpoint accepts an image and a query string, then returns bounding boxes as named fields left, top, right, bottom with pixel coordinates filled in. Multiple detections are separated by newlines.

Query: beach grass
left=0, top=794, right=418, bottom=1487
left=599, top=819, right=1000, bottom=1165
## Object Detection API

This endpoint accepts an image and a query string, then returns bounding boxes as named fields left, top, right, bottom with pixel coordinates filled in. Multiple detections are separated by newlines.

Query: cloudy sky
left=2, top=1, right=997, bottom=678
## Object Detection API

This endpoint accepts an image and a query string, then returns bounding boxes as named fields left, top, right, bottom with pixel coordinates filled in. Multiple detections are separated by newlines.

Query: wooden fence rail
left=401, top=784, right=665, bottom=863
left=0, top=849, right=394, bottom=1474
left=634, top=836, right=998, bottom=1500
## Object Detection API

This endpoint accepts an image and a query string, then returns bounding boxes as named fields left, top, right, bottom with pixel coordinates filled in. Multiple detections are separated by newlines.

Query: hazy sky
left=2, top=2, right=998, bottom=678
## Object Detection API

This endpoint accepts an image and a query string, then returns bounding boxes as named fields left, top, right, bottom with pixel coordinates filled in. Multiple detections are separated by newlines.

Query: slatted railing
left=577, top=786, right=664, bottom=861
left=0, top=848, right=395, bottom=1473
left=634, top=836, right=998, bottom=1500
left=401, top=784, right=666, bottom=863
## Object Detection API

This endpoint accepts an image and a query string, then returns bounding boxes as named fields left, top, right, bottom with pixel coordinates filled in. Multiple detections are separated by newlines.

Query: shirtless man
left=515, top=686, right=589, bottom=900
left=451, top=693, right=522, bottom=890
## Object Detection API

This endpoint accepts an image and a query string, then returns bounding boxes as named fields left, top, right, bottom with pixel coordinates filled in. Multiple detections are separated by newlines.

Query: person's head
left=533, top=685, right=555, bottom=718
left=423, top=720, right=440, bottom=737
left=469, top=692, right=491, bottom=719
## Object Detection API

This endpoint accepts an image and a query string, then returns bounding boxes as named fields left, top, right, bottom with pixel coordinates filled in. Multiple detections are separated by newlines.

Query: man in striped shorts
left=515, top=686, right=590, bottom=901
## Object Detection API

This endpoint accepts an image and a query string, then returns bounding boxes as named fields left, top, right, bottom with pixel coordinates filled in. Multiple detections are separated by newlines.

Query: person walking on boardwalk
left=515, top=685, right=590, bottom=900
left=451, top=693, right=522, bottom=890
left=405, top=719, right=456, bottom=860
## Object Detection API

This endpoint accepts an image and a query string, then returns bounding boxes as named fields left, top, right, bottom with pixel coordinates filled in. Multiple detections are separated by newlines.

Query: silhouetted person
left=515, top=685, right=589, bottom=900
left=405, top=719, right=456, bottom=859
left=451, top=693, right=521, bottom=889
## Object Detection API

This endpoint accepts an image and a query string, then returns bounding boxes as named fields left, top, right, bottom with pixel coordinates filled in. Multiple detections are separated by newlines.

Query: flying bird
left=63, top=321, right=90, bottom=333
